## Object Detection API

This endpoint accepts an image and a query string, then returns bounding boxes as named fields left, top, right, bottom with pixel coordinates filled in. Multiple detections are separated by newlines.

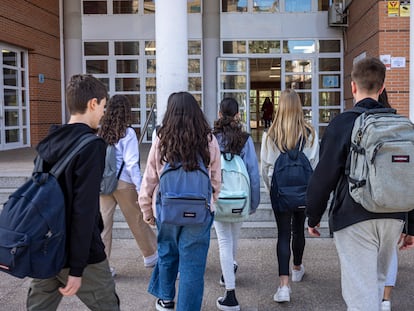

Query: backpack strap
left=49, top=134, right=100, bottom=178
left=117, top=161, right=125, bottom=179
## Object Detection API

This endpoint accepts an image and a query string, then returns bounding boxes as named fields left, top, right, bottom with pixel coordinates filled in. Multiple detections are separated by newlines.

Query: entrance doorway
left=249, top=57, right=281, bottom=142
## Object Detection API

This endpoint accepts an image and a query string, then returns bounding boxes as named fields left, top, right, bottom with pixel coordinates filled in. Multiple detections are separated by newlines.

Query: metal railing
left=139, top=102, right=157, bottom=145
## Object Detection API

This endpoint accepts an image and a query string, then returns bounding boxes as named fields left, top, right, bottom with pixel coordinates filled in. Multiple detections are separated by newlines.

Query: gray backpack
left=100, top=145, right=124, bottom=195
left=347, top=107, right=414, bottom=213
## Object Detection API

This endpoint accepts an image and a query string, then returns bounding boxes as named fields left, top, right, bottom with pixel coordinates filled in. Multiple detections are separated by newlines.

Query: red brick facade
left=344, top=1, right=410, bottom=116
left=0, top=0, right=61, bottom=145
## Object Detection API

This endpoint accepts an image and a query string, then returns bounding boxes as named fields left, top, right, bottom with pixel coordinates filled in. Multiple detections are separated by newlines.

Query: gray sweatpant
left=334, top=219, right=404, bottom=311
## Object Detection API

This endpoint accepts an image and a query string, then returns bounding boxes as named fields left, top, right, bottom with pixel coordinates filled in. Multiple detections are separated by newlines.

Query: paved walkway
left=1, top=147, right=414, bottom=310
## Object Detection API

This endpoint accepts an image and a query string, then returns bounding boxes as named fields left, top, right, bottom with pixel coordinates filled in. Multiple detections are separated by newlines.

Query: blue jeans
left=148, top=214, right=213, bottom=311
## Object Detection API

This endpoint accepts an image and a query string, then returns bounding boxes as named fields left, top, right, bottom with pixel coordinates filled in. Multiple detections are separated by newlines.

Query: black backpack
left=0, top=134, right=99, bottom=279
left=270, top=139, right=313, bottom=212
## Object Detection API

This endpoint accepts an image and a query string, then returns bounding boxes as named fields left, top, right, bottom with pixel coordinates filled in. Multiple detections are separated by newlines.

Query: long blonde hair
left=266, top=89, right=315, bottom=152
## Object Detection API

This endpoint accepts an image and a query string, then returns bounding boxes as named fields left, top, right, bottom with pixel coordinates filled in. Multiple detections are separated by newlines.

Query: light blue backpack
left=214, top=153, right=251, bottom=222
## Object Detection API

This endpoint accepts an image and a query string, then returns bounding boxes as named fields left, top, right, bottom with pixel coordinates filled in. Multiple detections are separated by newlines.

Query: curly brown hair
left=98, top=94, right=132, bottom=145
left=213, top=97, right=249, bottom=154
left=158, top=92, right=212, bottom=171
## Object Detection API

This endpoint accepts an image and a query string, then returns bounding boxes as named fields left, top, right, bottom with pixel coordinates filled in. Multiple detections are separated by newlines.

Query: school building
left=0, top=0, right=411, bottom=150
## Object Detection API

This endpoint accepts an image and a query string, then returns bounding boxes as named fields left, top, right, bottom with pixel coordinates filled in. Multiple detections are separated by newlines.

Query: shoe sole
left=274, top=296, right=290, bottom=303
left=216, top=298, right=241, bottom=311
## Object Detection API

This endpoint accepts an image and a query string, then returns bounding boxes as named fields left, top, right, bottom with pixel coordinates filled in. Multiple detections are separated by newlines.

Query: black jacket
left=306, top=98, right=414, bottom=235
left=36, top=123, right=106, bottom=277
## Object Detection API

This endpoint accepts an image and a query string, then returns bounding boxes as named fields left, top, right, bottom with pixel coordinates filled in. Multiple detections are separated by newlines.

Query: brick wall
left=0, top=0, right=61, bottom=145
left=344, top=1, right=410, bottom=116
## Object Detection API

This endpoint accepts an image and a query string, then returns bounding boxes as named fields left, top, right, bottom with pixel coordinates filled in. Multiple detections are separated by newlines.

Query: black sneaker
left=156, top=299, right=174, bottom=311
left=219, top=263, right=238, bottom=287
left=216, top=290, right=240, bottom=311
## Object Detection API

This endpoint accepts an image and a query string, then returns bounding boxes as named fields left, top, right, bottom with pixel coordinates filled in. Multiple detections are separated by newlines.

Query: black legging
left=273, top=209, right=306, bottom=276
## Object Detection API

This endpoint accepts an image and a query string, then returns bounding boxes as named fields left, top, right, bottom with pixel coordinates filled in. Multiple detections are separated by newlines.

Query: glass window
left=4, top=89, right=17, bottom=106
left=188, top=0, right=201, bottom=13
left=219, top=75, right=247, bottom=89
left=84, top=42, right=109, bottom=56
left=144, top=0, right=155, bottom=14
left=146, top=77, right=156, bottom=91
left=188, top=59, right=200, bottom=73
left=318, top=0, right=330, bottom=11
left=223, top=41, right=246, bottom=54
left=146, top=93, right=156, bottom=108
left=285, top=0, right=311, bottom=12
left=249, top=41, right=280, bottom=54
left=220, top=60, right=246, bottom=72
left=6, top=129, right=19, bottom=143
left=285, top=75, right=312, bottom=89
left=319, top=74, right=340, bottom=88
left=3, top=50, right=17, bottom=66
left=145, top=41, right=156, bottom=55
left=116, top=77, right=139, bottom=91
left=86, top=60, right=108, bottom=74
left=83, top=1, right=107, bottom=14
left=285, top=60, right=312, bottom=73
left=116, top=60, right=138, bottom=73
left=3, top=68, right=17, bottom=86
left=319, top=40, right=341, bottom=53
left=188, top=77, right=202, bottom=91
left=147, top=59, right=156, bottom=73
left=115, top=41, right=139, bottom=55
left=222, top=0, right=247, bottom=12
left=125, top=95, right=140, bottom=108
left=319, top=108, right=340, bottom=123
left=188, top=41, right=201, bottom=55
left=319, top=58, right=340, bottom=71
left=283, top=40, right=315, bottom=54
left=113, top=0, right=138, bottom=14
left=97, top=78, right=109, bottom=90
left=319, top=91, right=341, bottom=106
left=298, top=92, right=312, bottom=107
left=5, top=110, right=19, bottom=126
left=253, top=0, right=279, bottom=12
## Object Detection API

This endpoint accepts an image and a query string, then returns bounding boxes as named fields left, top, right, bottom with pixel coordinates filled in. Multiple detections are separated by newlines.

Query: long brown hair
left=266, top=89, right=315, bottom=152
left=158, top=92, right=212, bottom=171
left=98, top=94, right=131, bottom=145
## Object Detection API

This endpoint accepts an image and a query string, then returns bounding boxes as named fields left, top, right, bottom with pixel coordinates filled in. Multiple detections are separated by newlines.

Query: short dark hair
left=66, top=74, right=108, bottom=115
left=351, top=57, right=386, bottom=94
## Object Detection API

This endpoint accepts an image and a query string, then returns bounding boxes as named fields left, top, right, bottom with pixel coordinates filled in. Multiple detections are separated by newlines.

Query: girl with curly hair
left=98, top=95, right=158, bottom=276
left=139, top=92, right=221, bottom=311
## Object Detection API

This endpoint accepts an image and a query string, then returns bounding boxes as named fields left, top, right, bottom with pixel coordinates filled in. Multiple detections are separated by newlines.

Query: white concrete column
left=63, top=0, right=83, bottom=121
left=202, top=0, right=220, bottom=125
left=155, top=0, right=188, bottom=122
left=410, top=8, right=414, bottom=121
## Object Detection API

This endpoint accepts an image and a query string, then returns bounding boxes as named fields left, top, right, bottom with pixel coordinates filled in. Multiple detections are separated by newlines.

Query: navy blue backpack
left=270, top=139, right=313, bottom=212
left=0, top=134, right=99, bottom=279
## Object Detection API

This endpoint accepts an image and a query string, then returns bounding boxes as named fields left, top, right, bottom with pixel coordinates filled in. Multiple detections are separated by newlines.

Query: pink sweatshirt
left=138, top=135, right=221, bottom=221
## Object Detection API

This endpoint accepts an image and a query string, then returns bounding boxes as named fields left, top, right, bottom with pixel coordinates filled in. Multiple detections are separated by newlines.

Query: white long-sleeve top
left=115, top=127, right=142, bottom=192
left=260, top=131, right=320, bottom=192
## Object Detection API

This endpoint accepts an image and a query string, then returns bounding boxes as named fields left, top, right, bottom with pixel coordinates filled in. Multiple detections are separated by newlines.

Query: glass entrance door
left=0, top=45, right=29, bottom=150
left=217, top=58, right=250, bottom=132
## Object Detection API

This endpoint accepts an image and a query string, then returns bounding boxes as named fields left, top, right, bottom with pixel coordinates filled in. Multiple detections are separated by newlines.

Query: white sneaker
left=110, top=267, right=116, bottom=277
left=273, top=286, right=291, bottom=302
left=381, top=300, right=391, bottom=311
left=291, top=264, right=305, bottom=282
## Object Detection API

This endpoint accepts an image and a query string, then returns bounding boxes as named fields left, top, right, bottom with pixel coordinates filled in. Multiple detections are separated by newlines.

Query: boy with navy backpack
left=27, top=74, right=120, bottom=310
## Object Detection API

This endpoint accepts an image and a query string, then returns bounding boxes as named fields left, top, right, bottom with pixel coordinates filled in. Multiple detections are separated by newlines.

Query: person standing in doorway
left=261, top=89, right=319, bottom=303
left=261, top=97, right=274, bottom=128
left=98, top=94, right=158, bottom=277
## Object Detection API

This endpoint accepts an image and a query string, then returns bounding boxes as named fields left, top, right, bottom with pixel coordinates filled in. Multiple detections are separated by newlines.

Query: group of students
left=25, top=56, right=414, bottom=311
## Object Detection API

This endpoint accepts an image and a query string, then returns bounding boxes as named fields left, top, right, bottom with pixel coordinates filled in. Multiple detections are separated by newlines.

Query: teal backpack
left=214, top=153, right=251, bottom=222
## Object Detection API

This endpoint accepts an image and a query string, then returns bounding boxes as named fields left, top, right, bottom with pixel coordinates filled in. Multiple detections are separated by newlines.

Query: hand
left=59, top=275, right=82, bottom=296
left=308, top=224, right=321, bottom=237
left=399, top=234, right=414, bottom=250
